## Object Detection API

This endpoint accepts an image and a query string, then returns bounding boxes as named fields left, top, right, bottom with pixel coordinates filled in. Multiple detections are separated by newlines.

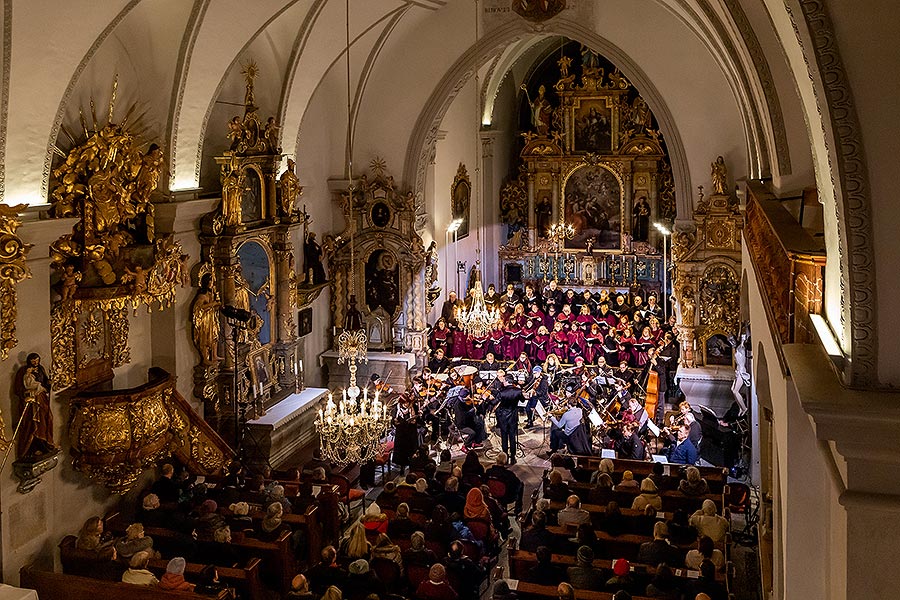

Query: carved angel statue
left=711, top=156, right=728, bottom=195
left=227, top=117, right=243, bottom=152
left=122, top=264, right=148, bottom=295
left=133, top=143, right=163, bottom=207
left=59, top=264, right=82, bottom=302
left=279, top=159, right=302, bottom=218
left=679, top=287, right=696, bottom=327
left=192, top=273, right=222, bottom=366
left=263, top=117, right=281, bottom=154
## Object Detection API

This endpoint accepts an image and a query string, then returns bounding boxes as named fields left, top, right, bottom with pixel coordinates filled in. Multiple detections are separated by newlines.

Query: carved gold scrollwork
left=699, top=264, right=740, bottom=335
left=0, top=205, right=32, bottom=361
left=51, top=302, right=77, bottom=389
left=189, top=426, right=225, bottom=472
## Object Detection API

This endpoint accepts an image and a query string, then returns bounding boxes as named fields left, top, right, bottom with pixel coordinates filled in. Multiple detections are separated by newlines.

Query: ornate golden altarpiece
left=671, top=166, right=744, bottom=368
left=327, top=159, right=428, bottom=357
left=193, top=62, right=305, bottom=434
left=499, top=52, right=675, bottom=295
left=44, top=81, right=232, bottom=492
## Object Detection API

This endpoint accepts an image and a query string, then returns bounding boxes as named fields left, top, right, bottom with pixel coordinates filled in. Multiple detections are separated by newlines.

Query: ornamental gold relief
left=0, top=204, right=33, bottom=361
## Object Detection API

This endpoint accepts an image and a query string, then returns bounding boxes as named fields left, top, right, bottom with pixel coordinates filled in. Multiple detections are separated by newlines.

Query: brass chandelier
left=455, top=0, right=500, bottom=339
left=314, top=0, right=390, bottom=468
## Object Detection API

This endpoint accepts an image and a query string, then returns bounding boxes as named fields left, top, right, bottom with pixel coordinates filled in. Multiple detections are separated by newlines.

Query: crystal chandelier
left=455, top=1, right=500, bottom=339
left=314, top=0, right=391, bottom=468
left=315, top=330, right=391, bottom=467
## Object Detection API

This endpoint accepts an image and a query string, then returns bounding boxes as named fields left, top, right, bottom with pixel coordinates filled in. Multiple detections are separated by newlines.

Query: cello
left=644, top=369, right=660, bottom=425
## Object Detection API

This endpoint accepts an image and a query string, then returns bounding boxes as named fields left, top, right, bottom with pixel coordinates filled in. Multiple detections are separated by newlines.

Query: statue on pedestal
left=13, top=354, right=57, bottom=460
left=711, top=156, right=728, bottom=195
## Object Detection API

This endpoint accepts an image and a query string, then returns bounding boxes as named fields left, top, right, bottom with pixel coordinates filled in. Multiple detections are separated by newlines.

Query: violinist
left=615, top=420, right=646, bottom=460
left=393, top=391, right=422, bottom=467
left=616, top=360, right=635, bottom=391
left=448, top=386, right=487, bottom=450
left=524, top=365, right=549, bottom=429
left=428, top=348, right=450, bottom=374
left=543, top=353, right=563, bottom=391
left=370, top=373, right=395, bottom=398
left=513, top=351, right=532, bottom=374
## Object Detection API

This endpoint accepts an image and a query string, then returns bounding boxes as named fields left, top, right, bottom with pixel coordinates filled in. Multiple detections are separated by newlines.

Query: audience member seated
left=346, top=559, right=385, bottom=600
left=361, top=502, right=389, bottom=534
left=588, top=474, right=614, bottom=504
left=492, top=580, right=518, bottom=600
left=372, top=532, right=404, bottom=572
left=545, top=470, right=570, bottom=502
left=566, top=545, right=604, bottom=590
left=445, top=540, right=486, bottom=600
left=485, top=452, right=524, bottom=512
left=666, top=510, right=697, bottom=546
left=267, top=485, right=293, bottom=514
left=257, top=502, right=289, bottom=541
left=426, top=506, right=456, bottom=549
left=524, top=545, right=566, bottom=585
left=287, top=574, right=316, bottom=600
left=678, top=467, right=710, bottom=496
left=227, top=501, right=255, bottom=533
left=614, top=470, right=640, bottom=492
left=612, top=592, right=632, bottom=600
left=687, top=560, right=727, bottom=600
left=557, top=495, right=590, bottom=527
left=479, top=484, right=510, bottom=539
left=557, top=582, right=575, bottom=600
left=403, top=531, right=438, bottom=568
left=195, top=564, right=235, bottom=598
left=416, top=563, right=459, bottom=600
left=647, top=463, right=668, bottom=492
left=690, top=500, right=729, bottom=542
left=307, top=546, right=347, bottom=594
left=633, top=504, right=660, bottom=537
left=571, top=523, right=600, bottom=555
left=306, top=448, right=334, bottom=476
left=461, top=451, right=486, bottom=479
left=598, top=502, right=626, bottom=537
left=685, top=535, right=725, bottom=571
left=196, top=499, right=226, bottom=540
left=605, top=558, right=635, bottom=594
left=637, top=522, right=682, bottom=568
left=121, top=550, right=158, bottom=586
left=520, top=510, right=553, bottom=552
left=151, top=463, right=180, bottom=505
left=388, top=503, right=418, bottom=539
left=644, top=564, right=680, bottom=599
left=590, top=458, right=615, bottom=484
left=158, top=557, right=195, bottom=592
left=205, top=525, right=242, bottom=567
left=437, top=478, right=466, bottom=517
left=409, top=445, right=436, bottom=473
left=115, top=522, right=156, bottom=559
left=138, top=493, right=167, bottom=528
left=631, top=478, right=663, bottom=511
left=341, top=521, right=372, bottom=561
left=322, top=586, right=343, bottom=600
left=75, top=516, right=115, bottom=560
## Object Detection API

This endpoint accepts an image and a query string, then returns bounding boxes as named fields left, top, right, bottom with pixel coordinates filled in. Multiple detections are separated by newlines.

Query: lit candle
left=364, top=387, right=368, bottom=403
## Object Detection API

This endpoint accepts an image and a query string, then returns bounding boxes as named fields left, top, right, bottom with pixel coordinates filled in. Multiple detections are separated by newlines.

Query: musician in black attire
left=543, top=280, right=565, bottom=312
left=657, top=331, right=680, bottom=399
left=428, top=348, right=450, bottom=374
left=449, top=388, right=488, bottom=449
left=495, top=371, right=523, bottom=464
left=479, top=352, right=500, bottom=373
left=524, top=366, right=549, bottom=429
left=616, top=361, right=635, bottom=391
left=441, top=291, right=462, bottom=325
left=639, top=347, right=667, bottom=422
left=500, top=283, right=520, bottom=313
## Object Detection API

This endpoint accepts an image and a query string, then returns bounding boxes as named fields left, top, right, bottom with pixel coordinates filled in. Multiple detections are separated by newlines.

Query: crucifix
left=299, top=204, right=312, bottom=242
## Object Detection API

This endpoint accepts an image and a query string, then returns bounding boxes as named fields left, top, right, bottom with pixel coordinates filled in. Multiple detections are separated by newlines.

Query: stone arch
left=402, top=19, right=694, bottom=232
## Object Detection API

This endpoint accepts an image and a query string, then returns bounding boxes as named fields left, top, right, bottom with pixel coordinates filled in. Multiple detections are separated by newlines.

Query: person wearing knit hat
left=631, top=477, right=662, bottom=511
left=690, top=499, right=729, bottom=542
left=415, top=563, right=458, bottom=600
left=115, top=522, right=155, bottom=559
left=567, top=545, right=603, bottom=590
left=348, top=559, right=369, bottom=575
left=361, top=501, right=389, bottom=534
left=158, top=557, right=194, bottom=591
left=142, top=493, right=160, bottom=510
left=605, top=557, right=634, bottom=593
left=614, top=470, right=640, bottom=492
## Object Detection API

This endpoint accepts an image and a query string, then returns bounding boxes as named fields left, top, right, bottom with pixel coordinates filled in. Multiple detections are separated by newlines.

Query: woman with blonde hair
left=372, top=532, right=404, bottom=574
left=340, top=520, right=372, bottom=561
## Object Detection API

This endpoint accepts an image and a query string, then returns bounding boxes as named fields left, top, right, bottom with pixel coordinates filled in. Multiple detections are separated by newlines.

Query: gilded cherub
left=60, top=264, right=82, bottom=302
left=227, top=117, right=243, bottom=152
left=122, top=264, right=148, bottom=295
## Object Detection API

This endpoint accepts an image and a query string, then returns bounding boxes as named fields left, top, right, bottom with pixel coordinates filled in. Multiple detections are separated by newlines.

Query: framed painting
left=450, top=163, right=471, bottom=239
left=248, top=346, right=272, bottom=391
left=298, top=307, right=313, bottom=337
left=563, top=164, right=622, bottom=250
left=573, top=98, right=615, bottom=153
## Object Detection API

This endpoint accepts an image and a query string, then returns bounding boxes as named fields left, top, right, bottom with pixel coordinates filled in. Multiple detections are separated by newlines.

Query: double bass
left=644, top=369, right=660, bottom=425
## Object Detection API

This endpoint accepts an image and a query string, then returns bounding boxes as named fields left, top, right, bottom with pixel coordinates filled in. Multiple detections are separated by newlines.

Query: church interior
left=0, top=1, right=898, bottom=599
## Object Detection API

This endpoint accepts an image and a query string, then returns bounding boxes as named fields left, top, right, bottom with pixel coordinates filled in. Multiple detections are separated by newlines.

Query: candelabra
left=548, top=221, right=576, bottom=281
left=456, top=264, right=501, bottom=337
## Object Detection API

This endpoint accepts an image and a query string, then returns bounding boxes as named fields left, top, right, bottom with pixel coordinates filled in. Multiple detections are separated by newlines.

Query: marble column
left=527, top=172, right=536, bottom=246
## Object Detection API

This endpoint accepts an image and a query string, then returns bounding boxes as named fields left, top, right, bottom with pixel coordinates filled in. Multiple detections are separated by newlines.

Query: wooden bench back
left=20, top=565, right=229, bottom=600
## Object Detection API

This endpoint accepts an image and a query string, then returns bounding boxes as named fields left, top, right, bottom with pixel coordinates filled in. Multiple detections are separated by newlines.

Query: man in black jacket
left=519, top=510, right=554, bottom=552
left=485, top=452, right=524, bottom=512
left=495, top=371, right=523, bottom=464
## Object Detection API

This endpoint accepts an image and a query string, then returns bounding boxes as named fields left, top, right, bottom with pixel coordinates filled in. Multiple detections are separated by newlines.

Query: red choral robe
left=532, top=333, right=550, bottom=362
left=450, top=328, right=468, bottom=358
left=505, top=317, right=524, bottom=360
left=430, top=326, right=452, bottom=353
left=467, top=332, right=489, bottom=360
left=584, top=329, right=604, bottom=364
left=549, top=330, right=569, bottom=361
left=489, top=328, right=507, bottom=359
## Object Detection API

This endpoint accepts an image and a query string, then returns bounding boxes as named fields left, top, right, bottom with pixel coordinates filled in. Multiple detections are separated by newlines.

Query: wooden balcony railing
left=744, top=181, right=826, bottom=350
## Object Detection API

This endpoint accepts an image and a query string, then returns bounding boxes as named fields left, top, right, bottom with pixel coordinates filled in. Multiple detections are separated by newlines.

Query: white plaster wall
left=826, top=2, right=900, bottom=387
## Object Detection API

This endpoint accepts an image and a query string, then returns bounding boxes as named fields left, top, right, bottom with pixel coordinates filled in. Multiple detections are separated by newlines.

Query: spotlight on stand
left=221, top=305, right=252, bottom=323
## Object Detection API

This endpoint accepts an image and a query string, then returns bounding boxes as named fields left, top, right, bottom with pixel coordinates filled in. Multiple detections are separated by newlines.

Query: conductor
left=495, top=370, right=523, bottom=464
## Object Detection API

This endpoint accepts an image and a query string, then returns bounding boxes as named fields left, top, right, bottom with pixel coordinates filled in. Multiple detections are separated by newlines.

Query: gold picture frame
left=247, top=346, right=273, bottom=391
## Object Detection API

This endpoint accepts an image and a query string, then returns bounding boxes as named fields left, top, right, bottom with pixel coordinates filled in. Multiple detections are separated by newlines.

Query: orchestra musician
left=447, top=385, right=488, bottom=450
left=494, top=370, right=523, bottom=464
left=524, top=365, right=549, bottom=429
left=428, top=347, right=451, bottom=374
left=639, top=346, right=667, bottom=422
left=547, top=395, right=584, bottom=455
left=615, top=420, right=646, bottom=460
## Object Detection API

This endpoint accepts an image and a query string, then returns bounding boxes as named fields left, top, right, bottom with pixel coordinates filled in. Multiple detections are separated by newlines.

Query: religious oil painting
left=450, top=163, right=471, bottom=239
left=574, top=100, right=613, bottom=153
left=365, top=249, right=400, bottom=317
left=563, top=164, right=622, bottom=250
